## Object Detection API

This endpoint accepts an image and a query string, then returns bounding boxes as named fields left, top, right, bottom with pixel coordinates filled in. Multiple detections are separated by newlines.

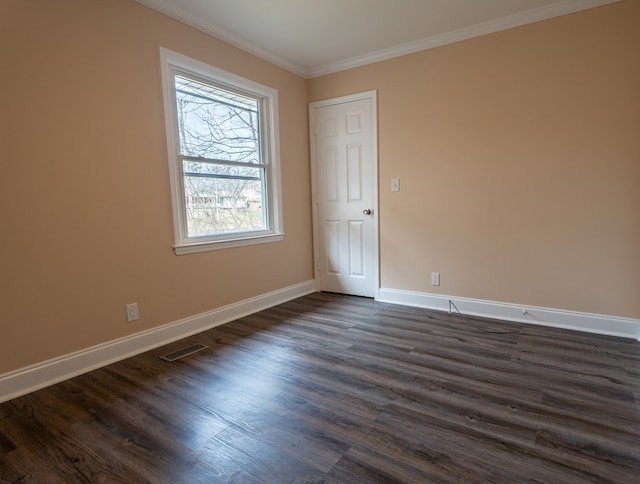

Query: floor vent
left=160, top=343, right=208, bottom=362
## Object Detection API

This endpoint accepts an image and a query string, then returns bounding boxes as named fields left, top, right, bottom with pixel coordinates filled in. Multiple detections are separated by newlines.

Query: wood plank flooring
left=1, top=292, right=639, bottom=482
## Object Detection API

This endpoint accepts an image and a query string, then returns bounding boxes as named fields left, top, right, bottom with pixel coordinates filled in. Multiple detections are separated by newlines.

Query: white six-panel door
left=310, top=92, right=378, bottom=297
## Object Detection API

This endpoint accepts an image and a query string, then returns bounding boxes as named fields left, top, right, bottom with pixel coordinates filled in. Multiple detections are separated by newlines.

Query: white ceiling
left=135, top=0, right=618, bottom=78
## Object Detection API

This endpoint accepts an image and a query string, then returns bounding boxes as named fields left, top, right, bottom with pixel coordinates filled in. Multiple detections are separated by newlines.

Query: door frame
left=308, top=90, right=379, bottom=298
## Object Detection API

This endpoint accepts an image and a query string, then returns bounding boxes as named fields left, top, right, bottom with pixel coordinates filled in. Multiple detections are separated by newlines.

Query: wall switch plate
left=391, top=178, right=400, bottom=192
left=126, top=303, right=139, bottom=322
left=431, top=272, right=440, bottom=286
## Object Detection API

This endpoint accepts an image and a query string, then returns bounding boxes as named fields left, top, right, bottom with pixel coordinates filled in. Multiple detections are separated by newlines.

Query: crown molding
left=136, top=0, right=620, bottom=80
left=308, top=0, right=621, bottom=77
left=134, top=0, right=310, bottom=78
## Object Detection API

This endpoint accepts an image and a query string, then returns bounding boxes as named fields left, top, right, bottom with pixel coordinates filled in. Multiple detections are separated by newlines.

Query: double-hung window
left=160, top=48, right=283, bottom=254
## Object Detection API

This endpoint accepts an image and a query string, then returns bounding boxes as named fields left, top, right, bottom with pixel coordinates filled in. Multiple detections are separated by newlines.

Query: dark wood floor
left=1, top=293, right=639, bottom=483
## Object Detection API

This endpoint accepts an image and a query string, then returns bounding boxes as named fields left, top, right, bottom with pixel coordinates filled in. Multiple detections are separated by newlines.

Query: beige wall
left=0, top=0, right=313, bottom=374
left=1, top=1, right=638, bottom=376
left=310, top=1, right=640, bottom=320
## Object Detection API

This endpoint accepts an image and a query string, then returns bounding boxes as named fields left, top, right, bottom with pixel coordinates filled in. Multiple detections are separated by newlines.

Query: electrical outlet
left=431, top=272, right=440, bottom=286
left=126, top=303, right=139, bottom=322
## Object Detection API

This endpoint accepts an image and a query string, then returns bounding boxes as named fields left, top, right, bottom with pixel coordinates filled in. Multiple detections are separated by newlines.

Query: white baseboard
left=0, top=280, right=316, bottom=403
left=377, top=288, right=640, bottom=340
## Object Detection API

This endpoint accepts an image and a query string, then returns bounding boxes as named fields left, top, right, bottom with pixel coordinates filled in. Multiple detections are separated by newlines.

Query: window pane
left=183, top=160, right=261, bottom=180
left=175, top=75, right=260, bottom=163
left=183, top=167, right=266, bottom=237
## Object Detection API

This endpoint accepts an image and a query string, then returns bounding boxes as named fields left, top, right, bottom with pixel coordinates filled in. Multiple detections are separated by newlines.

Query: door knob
left=363, top=209, right=372, bottom=215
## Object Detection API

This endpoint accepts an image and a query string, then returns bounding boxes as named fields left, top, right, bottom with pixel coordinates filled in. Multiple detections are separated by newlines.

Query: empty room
left=1, top=0, right=638, bottom=481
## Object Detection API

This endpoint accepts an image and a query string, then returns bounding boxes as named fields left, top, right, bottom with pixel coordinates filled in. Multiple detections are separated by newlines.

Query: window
left=160, top=48, right=283, bottom=254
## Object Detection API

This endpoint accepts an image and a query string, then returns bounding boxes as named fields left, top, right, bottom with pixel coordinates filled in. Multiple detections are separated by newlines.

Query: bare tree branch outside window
left=174, top=75, right=267, bottom=237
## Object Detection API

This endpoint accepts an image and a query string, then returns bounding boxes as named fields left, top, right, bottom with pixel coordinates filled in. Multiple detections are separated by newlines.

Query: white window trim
left=159, top=47, right=283, bottom=254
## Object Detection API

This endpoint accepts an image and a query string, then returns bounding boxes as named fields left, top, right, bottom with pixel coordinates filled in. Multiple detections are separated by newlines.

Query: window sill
left=174, top=233, right=284, bottom=255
